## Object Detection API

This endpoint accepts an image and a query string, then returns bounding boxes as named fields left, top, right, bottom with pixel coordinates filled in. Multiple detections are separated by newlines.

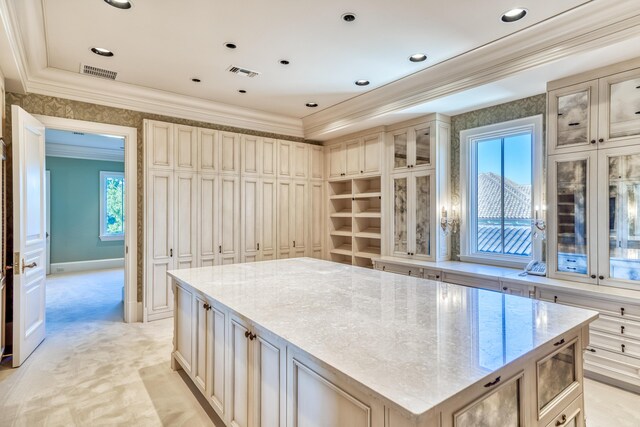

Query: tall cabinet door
left=291, top=180, right=309, bottom=257
left=276, top=180, right=293, bottom=259
left=548, top=151, right=598, bottom=283
left=293, top=142, right=309, bottom=180
left=327, top=143, right=345, bottom=178
left=174, top=125, right=197, bottom=171
left=345, top=139, right=361, bottom=176
left=252, top=331, right=286, bottom=427
left=277, top=140, right=293, bottom=178
left=207, top=304, right=227, bottom=418
left=362, top=134, right=382, bottom=175
left=220, top=132, right=241, bottom=174
left=310, top=181, right=324, bottom=259
left=260, top=178, right=278, bottom=261
left=219, top=175, right=241, bottom=264
left=412, top=170, right=435, bottom=260
left=147, top=170, right=174, bottom=320
left=146, top=120, right=174, bottom=170
left=229, top=317, right=251, bottom=427
left=310, top=145, right=324, bottom=180
left=241, top=177, right=260, bottom=263
left=198, top=174, right=219, bottom=267
left=241, top=135, right=260, bottom=176
left=597, top=146, right=640, bottom=287
left=261, top=138, right=277, bottom=177
left=391, top=173, right=410, bottom=257
left=174, top=172, right=198, bottom=270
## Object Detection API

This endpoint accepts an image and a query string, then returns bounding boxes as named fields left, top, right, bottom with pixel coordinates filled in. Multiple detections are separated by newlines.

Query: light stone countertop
left=168, top=258, right=598, bottom=418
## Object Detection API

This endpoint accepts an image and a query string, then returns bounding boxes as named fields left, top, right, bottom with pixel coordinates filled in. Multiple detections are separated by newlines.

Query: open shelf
left=353, top=176, right=381, bottom=196
left=354, top=192, right=381, bottom=199
left=331, top=245, right=353, bottom=256
left=329, top=179, right=352, bottom=198
left=353, top=236, right=381, bottom=260
left=355, top=230, right=381, bottom=239
left=330, top=194, right=353, bottom=200
left=354, top=211, right=381, bottom=218
left=331, top=229, right=353, bottom=237
left=354, top=248, right=380, bottom=258
left=330, top=253, right=353, bottom=265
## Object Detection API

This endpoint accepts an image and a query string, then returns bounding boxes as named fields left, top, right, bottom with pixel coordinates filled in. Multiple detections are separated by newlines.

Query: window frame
left=460, top=115, right=543, bottom=268
left=99, top=170, right=125, bottom=241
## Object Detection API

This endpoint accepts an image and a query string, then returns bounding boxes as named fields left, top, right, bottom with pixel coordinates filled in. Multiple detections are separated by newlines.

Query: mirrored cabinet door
left=548, top=80, right=599, bottom=155
left=453, top=376, right=523, bottom=427
left=414, top=126, right=432, bottom=168
left=392, top=174, right=409, bottom=256
left=537, top=341, right=577, bottom=414
left=392, top=130, right=409, bottom=170
left=599, top=69, right=640, bottom=145
left=413, top=171, right=433, bottom=259
left=548, top=152, right=598, bottom=283
left=598, top=148, right=640, bottom=286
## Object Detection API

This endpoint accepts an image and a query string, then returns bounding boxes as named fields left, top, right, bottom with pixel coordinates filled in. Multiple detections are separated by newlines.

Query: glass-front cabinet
left=548, top=152, right=598, bottom=284
left=599, top=68, right=640, bottom=146
left=391, top=170, right=435, bottom=260
left=548, top=80, right=599, bottom=155
left=598, top=147, right=640, bottom=286
left=390, top=122, right=435, bottom=171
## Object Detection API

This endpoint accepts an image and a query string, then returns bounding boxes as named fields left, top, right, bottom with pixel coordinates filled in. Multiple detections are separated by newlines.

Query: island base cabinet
left=287, top=354, right=385, bottom=427
left=173, top=284, right=193, bottom=375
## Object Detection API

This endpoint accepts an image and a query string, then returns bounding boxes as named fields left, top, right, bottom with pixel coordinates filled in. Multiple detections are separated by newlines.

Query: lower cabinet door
left=174, top=284, right=194, bottom=374
left=252, top=331, right=286, bottom=427
left=545, top=395, right=584, bottom=427
left=208, top=303, right=227, bottom=419
left=230, top=317, right=251, bottom=427
left=193, top=296, right=208, bottom=392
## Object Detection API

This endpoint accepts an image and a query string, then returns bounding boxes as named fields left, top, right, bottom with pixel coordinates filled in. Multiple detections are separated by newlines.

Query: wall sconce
left=440, top=206, right=459, bottom=235
left=533, top=205, right=546, bottom=240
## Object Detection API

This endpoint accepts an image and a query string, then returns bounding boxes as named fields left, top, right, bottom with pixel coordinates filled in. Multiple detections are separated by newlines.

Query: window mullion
left=501, top=138, right=505, bottom=255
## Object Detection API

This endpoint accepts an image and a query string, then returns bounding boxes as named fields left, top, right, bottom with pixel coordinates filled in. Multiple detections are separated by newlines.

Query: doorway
left=36, top=115, right=138, bottom=324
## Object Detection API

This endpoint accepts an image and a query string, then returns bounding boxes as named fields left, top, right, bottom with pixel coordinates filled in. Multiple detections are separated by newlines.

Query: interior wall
left=449, top=93, right=547, bottom=260
left=46, top=156, right=124, bottom=265
left=4, top=92, right=312, bottom=302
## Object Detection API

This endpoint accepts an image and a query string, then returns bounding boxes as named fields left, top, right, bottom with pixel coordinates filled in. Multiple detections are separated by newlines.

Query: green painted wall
left=47, top=156, right=125, bottom=263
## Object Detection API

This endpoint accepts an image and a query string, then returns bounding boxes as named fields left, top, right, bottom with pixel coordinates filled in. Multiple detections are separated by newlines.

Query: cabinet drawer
left=591, top=315, right=640, bottom=341
left=590, top=330, right=640, bottom=358
left=377, top=262, right=423, bottom=278
left=441, top=272, right=501, bottom=291
left=423, top=268, right=442, bottom=281
left=544, top=395, right=584, bottom=427
left=538, top=288, right=640, bottom=321
left=584, top=346, right=640, bottom=386
left=557, top=253, right=588, bottom=274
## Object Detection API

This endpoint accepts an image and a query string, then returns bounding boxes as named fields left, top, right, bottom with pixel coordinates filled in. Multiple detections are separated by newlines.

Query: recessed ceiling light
left=224, top=42, right=237, bottom=49
left=355, top=80, right=370, bottom=86
left=501, top=8, right=527, bottom=22
left=279, top=60, right=290, bottom=65
left=191, top=78, right=201, bottom=83
left=238, top=89, right=247, bottom=94
left=305, top=102, right=318, bottom=108
left=409, top=53, right=427, bottom=63
left=342, top=13, right=356, bottom=22
left=91, top=47, right=114, bottom=57
left=103, top=0, right=132, bottom=9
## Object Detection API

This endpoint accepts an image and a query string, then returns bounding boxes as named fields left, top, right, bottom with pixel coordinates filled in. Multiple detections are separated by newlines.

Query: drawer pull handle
left=566, top=267, right=577, bottom=271
left=621, top=326, right=625, bottom=334
left=484, top=376, right=501, bottom=388
left=408, top=271, right=412, bottom=276
left=554, top=296, right=558, bottom=303
left=382, top=266, right=386, bottom=271
left=622, top=344, right=626, bottom=353
left=586, top=348, right=596, bottom=353
left=554, top=338, right=565, bottom=347
left=556, top=414, right=567, bottom=426
left=568, top=122, right=580, bottom=126
left=567, top=259, right=576, bottom=263
left=621, top=307, right=625, bottom=316
left=558, top=113, right=564, bottom=116
left=636, top=111, right=640, bottom=115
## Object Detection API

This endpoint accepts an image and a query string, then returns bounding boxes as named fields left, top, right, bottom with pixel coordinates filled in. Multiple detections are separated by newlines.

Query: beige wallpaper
left=4, top=92, right=314, bottom=302
left=449, top=94, right=547, bottom=260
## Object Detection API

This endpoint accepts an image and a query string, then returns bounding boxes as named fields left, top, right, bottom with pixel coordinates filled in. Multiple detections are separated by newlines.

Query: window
left=100, top=171, right=125, bottom=241
left=460, top=116, right=543, bottom=267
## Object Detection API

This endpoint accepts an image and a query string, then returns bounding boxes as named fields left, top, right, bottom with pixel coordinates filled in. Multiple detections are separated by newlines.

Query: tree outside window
left=100, top=171, right=125, bottom=240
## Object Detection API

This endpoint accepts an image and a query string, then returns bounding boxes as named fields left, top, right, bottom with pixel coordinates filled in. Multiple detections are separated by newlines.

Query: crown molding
left=302, top=0, right=640, bottom=139
left=46, top=142, right=124, bottom=162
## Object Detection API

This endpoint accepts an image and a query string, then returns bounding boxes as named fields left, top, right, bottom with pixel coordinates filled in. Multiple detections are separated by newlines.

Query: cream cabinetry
left=548, top=63, right=640, bottom=156
left=146, top=119, right=319, bottom=320
left=388, top=120, right=440, bottom=172
left=325, top=131, right=383, bottom=179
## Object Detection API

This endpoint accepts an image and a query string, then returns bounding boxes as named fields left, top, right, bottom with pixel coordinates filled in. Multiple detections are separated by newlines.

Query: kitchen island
left=168, top=258, right=597, bottom=427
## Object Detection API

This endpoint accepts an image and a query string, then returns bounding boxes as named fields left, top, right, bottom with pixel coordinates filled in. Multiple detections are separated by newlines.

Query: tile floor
left=0, top=268, right=639, bottom=426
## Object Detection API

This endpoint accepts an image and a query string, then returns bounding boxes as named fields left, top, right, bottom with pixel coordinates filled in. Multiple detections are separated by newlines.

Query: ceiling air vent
left=227, top=65, right=260, bottom=78
left=80, top=64, right=118, bottom=80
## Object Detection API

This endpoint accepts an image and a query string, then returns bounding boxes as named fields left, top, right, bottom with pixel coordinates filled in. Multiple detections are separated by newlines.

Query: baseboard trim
left=50, top=258, right=124, bottom=274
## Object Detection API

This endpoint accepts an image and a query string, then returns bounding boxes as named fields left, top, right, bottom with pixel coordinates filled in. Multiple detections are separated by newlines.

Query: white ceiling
left=2, top=0, right=640, bottom=140
left=45, top=129, right=124, bottom=150
left=41, top=0, right=588, bottom=119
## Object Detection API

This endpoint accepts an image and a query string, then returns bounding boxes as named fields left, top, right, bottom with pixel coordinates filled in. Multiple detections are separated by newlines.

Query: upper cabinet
left=325, top=131, right=383, bottom=179
left=548, top=64, right=640, bottom=155
left=389, top=122, right=435, bottom=171
left=310, top=145, right=324, bottom=180
left=146, top=120, right=174, bottom=170
left=220, top=132, right=240, bottom=174
left=174, top=125, right=198, bottom=171
left=241, top=136, right=277, bottom=177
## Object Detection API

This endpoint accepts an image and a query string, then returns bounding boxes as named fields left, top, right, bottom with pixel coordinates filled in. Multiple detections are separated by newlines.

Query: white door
left=12, top=106, right=47, bottom=367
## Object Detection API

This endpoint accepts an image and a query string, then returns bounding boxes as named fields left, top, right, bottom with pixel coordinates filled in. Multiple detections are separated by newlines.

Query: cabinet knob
left=245, top=330, right=250, bottom=338
left=599, top=275, right=604, bottom=280
left=360, top=170, right=363, bottom=174
left=503, top=287, right=508, bottom=291
left=590, top=140, right=596, bottom=144
left=249, top=332, right=257, bottom=341
left=203, top=303, right=211, bottom=311
left=436, top=275, right=440, bottom=279
left=586, top=347, right=596, bottom=353
left=598, top=138, right=604, bottom=143
left=621, top=325, right=625, bottom=334
left=590, top=275, right=596, bottom=279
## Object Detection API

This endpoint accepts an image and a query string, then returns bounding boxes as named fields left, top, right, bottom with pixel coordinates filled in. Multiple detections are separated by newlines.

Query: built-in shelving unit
left=328, top=176, right=382, bottom=267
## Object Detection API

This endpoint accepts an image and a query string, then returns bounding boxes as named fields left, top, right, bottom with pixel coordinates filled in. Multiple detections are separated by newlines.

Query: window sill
left=100, top=234, right=124, bottom=242
left=459, top=254, right=530, bottom=270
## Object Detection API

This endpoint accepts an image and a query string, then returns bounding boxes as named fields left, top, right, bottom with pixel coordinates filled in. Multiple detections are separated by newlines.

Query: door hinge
left=13, top=252, right=20, bottom=275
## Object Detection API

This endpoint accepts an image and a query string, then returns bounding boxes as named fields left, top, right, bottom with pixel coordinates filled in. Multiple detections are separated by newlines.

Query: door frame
left=35, top=115, right=139, bottom=323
